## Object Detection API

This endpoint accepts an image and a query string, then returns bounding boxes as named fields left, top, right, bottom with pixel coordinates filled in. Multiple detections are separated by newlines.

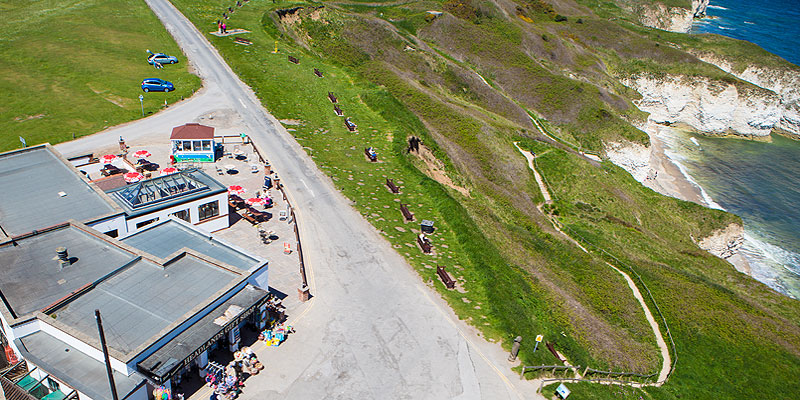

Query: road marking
left=300, top=179, right=314, bottom=196
left=239, top=98, right=247, bottom=108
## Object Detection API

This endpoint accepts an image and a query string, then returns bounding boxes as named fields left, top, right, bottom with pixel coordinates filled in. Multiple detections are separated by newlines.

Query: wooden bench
left=386, top=178, right=399, bottom=193
left=228, top=194, right=247, bottom=210
left=364, top=147, right=377, bottom=162
left=437, top=266, right=455, bottom=289
left=327, top=92, right=338, bottom=103
left=417, top=234, right=432, bottom=253
left=314, top=68, right=323, bottom=77
left=234, top=37, right=252, bottom=45
left=247, top=207, right=270, bottom=222
left=288, top=55, right=299, bottom=64
left=400, top=203, right=414, bottom=221
left=345, top=117, right=357, bottom=132
left=333, top=104, right=343, bottom=116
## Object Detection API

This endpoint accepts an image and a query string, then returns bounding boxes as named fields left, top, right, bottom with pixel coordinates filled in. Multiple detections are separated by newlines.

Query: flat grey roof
left=0, top=224, right=137, bottom=319
left=50, top=254, right=240, bottom=360
left=104, top=169, right=226, bottom=218
left=123, top=220, right=261, bottom=271
left=15, top=331, right=146, bottom=400
left=138, top=284, right=268, bottom=383
left=0, top=145, right=120, bottom=237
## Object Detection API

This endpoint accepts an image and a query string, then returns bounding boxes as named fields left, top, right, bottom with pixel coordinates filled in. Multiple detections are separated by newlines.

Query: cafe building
left=169, top=123, right=216, bottom=163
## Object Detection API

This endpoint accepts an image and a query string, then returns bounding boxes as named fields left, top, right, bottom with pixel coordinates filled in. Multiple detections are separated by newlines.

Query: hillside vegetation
left=165, top=0, right=800, bottom=398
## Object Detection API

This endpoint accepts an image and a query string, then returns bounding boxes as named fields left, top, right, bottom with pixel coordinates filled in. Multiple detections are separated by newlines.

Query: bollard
left=508, top=336, right=523, bottom=362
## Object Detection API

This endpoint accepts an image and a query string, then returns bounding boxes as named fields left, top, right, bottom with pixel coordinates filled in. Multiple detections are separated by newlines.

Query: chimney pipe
left=56, top=247, right=70, bottom=267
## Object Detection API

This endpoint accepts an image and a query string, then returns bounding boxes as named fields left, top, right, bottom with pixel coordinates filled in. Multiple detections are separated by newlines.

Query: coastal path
left=58, top=0, right=543, bottom=398
left=516, top=143, right=672, bottom=387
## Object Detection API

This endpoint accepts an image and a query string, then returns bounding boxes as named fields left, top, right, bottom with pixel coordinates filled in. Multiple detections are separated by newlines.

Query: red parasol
left=124, top=172, right=144, bottom=183
left=228, top=185, right=246, bottom=196
left=100, top=154, right=117, bottom=163
left=160, top=167, right=178, bottom=175
left=132, top=150, right=151, bottom=159
left=245, top=197, right=266, bottom=206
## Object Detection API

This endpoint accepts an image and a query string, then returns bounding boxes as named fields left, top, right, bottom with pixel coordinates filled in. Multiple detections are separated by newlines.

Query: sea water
left=692, top=0, right=800, bottom=66
left=658, top=129, right=800, bottom=299
left=677, top=1, right=800, bottom=298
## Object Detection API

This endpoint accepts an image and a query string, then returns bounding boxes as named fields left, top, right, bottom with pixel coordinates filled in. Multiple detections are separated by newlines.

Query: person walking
left=221, top=22, right=227, bottom=34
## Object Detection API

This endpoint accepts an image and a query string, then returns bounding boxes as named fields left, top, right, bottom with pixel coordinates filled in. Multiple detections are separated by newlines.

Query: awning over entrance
left=137, top=284, right=268, bottom=384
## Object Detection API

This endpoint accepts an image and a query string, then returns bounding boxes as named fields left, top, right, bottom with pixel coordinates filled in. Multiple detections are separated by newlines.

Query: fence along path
left=515, top=142, right=676, bottom=389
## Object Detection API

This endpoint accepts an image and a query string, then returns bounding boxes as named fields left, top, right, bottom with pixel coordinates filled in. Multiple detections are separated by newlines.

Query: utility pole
left=95, top=310, right=119, bottom=400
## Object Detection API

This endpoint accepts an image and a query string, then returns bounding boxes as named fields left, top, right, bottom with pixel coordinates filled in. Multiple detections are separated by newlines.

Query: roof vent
left=56, top=247, right=71, bottom=268
left=58, top=191, right=67, bottom=197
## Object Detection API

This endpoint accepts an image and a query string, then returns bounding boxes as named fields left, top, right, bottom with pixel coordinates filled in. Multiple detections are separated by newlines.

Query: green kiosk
left=170, top=123, right=216, bottom=163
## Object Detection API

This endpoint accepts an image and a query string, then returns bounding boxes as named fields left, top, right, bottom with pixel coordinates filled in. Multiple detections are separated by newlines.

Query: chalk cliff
left=621, top=74, right=782, bottom=137
left=636, top=0, right=709, bottom=33
left=689, top=51, right=800, bottom=137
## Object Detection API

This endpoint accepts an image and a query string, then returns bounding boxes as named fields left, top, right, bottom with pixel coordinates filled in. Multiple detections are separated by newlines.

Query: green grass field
left=0, top=0, right=201, bottom=152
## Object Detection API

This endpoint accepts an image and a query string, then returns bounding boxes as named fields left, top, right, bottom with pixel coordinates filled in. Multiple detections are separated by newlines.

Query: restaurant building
left=169, top=123, right=216, bottom=163
left=0, top=146, right=273, bottom=400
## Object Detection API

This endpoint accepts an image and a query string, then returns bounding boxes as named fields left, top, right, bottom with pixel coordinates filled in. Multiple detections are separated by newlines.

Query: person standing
left=222, top=22, right=227, bottom=34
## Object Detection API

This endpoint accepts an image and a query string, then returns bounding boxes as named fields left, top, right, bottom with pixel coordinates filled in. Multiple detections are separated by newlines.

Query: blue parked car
left=141, top=78, right=174, bottom=92
left=147, top=53, right=178, bottom=65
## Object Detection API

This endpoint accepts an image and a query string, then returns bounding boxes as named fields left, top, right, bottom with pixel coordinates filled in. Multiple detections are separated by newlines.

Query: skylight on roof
left=114, top=170, right=209, bottom=209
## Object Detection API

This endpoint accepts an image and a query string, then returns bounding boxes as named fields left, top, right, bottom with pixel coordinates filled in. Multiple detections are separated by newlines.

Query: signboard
left=555, top=383, right=571, bottom=399
left=536, top=335, right=544, bottom=342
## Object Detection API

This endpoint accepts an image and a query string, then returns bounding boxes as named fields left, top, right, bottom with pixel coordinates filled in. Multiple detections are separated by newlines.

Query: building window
left=198, top=201, right=219, bottom=221
left=183, top=141, right=192, bottom=151
left=193, top=140, right=203, bottom=151
left=135, top=218, right=158, bottom=229
left=171, top=209, right=190, bottom=222
left=104, top=229, right=119, bottom=238
left=202, top=140, right=212, bottom=151
left=47, top=378, right=60, bottom=392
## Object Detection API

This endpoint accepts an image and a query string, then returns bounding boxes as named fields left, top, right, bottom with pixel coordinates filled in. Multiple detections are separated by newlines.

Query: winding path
left=515, top=143, right=672, bottom=387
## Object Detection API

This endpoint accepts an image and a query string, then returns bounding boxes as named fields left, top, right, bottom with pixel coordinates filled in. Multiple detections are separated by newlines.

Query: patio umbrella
left=100, top=154, right=117, bottom=163
left=245, top=197, right=266, bottom=206
left=160, top=167, right=178, bottom=175
left=132, top=150, right=151, bottom=159
left=228, top=185, right=246, bottom=196
left=124, top=172, right=144, bottom=183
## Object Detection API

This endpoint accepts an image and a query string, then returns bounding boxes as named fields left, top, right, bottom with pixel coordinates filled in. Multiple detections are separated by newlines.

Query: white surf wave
left=718, top=25, right=735, bottom=30
left=744, top=21, right=755, bottom=25
left=666, top=153, right=726, bottom=210
left=740, top=232, right=800, bottom=298
left=708, top=5, right=729, bottom=10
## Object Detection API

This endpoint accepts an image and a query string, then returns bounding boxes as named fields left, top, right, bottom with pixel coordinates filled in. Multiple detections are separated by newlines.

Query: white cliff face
left=622, top=74, right=781, bottom=137
left=692, top=0, right=709, bottom=18
left=637, top=0, right=708, bottom=33
left=689, top=51, right=800, bottom=137
left=605, top=141, right=651, bottom=182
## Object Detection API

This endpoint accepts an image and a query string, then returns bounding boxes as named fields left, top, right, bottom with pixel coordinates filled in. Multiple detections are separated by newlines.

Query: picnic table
left=101, top=164, right=123, bottom=177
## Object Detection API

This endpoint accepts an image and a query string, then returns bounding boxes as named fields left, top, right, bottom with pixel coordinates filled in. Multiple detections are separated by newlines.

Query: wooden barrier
left=327, top=92, right=338, bottom=103
left=314, top=68, right=323, bottom=77
left=334, top=104, right=343, bottom=116
left=288, top=55, right=299, bottom=64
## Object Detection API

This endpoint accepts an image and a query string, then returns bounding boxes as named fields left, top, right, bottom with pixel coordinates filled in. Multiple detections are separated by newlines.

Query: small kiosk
left=170, top=123, right=216, bottom=163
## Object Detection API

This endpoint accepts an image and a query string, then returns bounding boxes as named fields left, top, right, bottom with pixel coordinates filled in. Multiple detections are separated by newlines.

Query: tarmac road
left=58, top=0, right=542, bottom=398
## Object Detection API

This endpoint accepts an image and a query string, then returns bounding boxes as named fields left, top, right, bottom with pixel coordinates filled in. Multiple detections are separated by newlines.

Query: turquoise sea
left=670, top=0, right=800, bottom=298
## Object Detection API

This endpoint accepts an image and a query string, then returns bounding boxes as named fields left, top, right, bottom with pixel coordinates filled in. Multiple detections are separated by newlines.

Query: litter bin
left=263, top=176, right=272, bottom=189
left=421, top=220, right=435, bottom=234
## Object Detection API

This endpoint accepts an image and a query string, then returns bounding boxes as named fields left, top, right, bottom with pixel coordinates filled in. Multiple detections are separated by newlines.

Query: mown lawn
left=0, top=0, right=201, bottom=152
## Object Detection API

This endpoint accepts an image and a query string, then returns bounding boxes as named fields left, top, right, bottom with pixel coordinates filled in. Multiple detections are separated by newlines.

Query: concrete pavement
left=57, top=0, right=544, bottom=398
